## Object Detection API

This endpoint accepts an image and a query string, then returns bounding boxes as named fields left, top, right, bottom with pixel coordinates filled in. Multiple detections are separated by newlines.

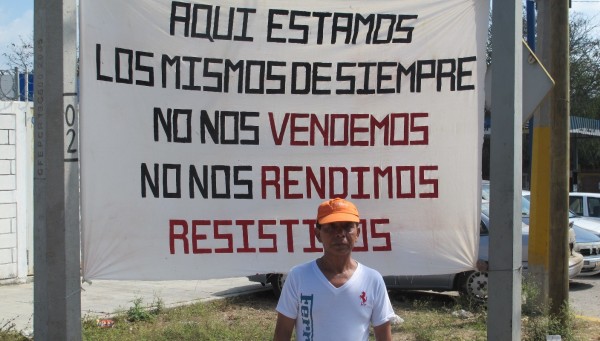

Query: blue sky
left=0, top=0, right=33, bottom=69
left=0, top=0, right=598, bottom=69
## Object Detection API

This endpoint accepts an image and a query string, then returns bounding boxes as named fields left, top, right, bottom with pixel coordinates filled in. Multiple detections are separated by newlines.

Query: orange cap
left=317, top=198, right=360, bottom=224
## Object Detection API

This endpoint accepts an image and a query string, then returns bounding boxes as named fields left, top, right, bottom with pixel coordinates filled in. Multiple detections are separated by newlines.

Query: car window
left=525, top=194, right=579, bottom=218
left=588, top=196, right=600, bottom=218
left=482, top=182, right=490, bottom=200
left=480, top=221, right=489, bottom=235
left=521, top=196, right=531, bottom=216
left=569, top=210, right=578, bottom=218
left=570, top=196, right=583, bottom=216
left=481, top=202, right=490, bottom=216
left=483, top=193, right=530, bottom=217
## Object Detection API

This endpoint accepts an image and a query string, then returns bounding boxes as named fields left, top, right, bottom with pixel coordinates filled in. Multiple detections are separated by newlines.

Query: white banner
left=80, top=0, right=488, bottom=280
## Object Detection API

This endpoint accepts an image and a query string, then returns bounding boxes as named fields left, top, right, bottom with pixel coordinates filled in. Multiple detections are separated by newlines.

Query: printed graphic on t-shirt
left=360, top=291, right=367, bottom=306
left=300, top=294, right=314, bottom=341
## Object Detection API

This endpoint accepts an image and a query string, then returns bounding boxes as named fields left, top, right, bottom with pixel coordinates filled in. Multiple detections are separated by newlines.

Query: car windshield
left=481, top=201, right=490, bottom=216
left=483, top=183, right=578, bottom=218
left=524, top=194, right=579, bottom=218
left=521, top=196, right=530, bottom=216
left=482, top=182, right=490, bottom=201
left=481, top=194, right=530, bottom=217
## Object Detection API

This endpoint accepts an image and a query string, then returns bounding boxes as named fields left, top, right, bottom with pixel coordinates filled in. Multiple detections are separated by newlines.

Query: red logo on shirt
left=360, top=291, right=367, bottom=306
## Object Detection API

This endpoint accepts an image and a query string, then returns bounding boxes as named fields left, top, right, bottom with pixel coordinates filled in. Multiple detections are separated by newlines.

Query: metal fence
left=0, top=68, right=33, bottom=101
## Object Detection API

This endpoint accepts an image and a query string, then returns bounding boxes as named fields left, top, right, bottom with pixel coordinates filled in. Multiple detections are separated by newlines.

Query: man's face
left=315, top=221, right=360, bottom=255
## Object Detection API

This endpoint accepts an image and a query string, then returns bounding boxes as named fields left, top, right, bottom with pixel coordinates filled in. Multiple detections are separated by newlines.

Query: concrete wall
left=0, top=101, right=33, bottom=283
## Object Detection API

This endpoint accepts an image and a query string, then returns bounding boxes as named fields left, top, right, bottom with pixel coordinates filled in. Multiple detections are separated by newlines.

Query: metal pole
left=529, top=0, right=553, bottom=308
left=527, top=1, right=536, bottom=50
left=547, top=0, right=570, bottom=319
left=488, top=0, right=523, bottom=339
left=526, top=0, right=536, bottom=190
left=33, top=0, right=81, bottom=339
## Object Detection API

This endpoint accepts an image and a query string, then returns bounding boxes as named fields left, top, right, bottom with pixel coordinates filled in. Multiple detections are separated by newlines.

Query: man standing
left=273, top=198, right=395, bottom=341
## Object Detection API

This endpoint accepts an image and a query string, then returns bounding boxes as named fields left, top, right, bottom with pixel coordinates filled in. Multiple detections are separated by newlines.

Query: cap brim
left=318, top=213, right=360, bottom=224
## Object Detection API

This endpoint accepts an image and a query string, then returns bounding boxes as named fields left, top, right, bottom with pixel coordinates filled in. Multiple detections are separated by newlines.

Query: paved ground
left=0, top=277, right=269, bottom=334
left=569, top=275, right=600, bottom=321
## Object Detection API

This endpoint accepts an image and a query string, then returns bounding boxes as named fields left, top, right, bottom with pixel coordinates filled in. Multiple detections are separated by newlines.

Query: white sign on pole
left=484, top=40, right=555, bottom=123
left=80, top=0, right=489, bottom=280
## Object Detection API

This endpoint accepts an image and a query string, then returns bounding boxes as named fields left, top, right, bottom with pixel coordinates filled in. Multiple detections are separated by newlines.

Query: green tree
left=570, top=13, right=600, bottom=119
left=570, top=13, right=600, bottom=170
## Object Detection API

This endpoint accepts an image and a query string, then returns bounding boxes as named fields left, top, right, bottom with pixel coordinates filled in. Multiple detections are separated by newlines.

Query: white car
left=571, top=226, right=600, bottom=276
left=569, top=213, right=600, bottom=237
left=523, top=190, right=600, bottom=276
left=386, top=201, right=583, bottom=301
left=570, top=192, right=600, bottom=220
left=478, top=201, right=584, bottom=280
left=484, top=184, right=598, bottom=276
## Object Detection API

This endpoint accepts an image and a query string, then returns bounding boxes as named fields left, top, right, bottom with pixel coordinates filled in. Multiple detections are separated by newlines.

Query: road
left=569, top=275, right=600, bottom=320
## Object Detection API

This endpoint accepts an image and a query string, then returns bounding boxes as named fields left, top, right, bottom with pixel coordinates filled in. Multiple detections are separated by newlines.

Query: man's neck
left=317, top=255, right=357, bottom=287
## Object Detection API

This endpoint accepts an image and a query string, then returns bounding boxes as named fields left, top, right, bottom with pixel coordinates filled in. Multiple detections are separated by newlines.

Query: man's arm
left=373, top=321, right=392, bottom=341
left=273, top=312, right=295, bottom=341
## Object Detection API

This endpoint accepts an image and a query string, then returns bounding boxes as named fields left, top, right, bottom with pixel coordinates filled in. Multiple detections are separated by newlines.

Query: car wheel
left=458, top=271, right=488, bottom=302
left=269, top=273, right=287, bottom=298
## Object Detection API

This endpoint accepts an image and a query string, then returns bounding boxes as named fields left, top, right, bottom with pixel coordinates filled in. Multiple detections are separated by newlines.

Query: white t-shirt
left=276, top=260, right=395, bottom=341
